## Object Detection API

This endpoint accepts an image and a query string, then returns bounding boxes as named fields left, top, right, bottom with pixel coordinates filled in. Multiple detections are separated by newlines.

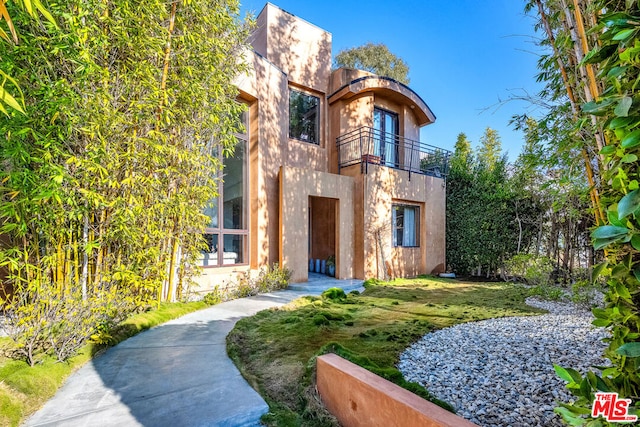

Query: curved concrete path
left=25, top=277, right=362, bottom=427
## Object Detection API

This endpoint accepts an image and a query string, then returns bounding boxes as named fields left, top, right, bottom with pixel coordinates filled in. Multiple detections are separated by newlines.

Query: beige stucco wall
left=361, top=165, right=446, bottom=279
left=253, top=3, right=332, bottom=94
left=192, top=4, right=445, bottom=293
left=194, top=48, right=288, bottom=293
left=280, top=165, right=355, bottom=282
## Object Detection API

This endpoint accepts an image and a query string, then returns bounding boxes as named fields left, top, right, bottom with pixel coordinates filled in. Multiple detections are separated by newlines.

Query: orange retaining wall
left=316, top=353, right=479, bottom=427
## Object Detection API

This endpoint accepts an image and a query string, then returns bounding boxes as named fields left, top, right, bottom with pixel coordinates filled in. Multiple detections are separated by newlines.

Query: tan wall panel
left=362, top=166, right=445, bottom=279
left=262, top=4, right=331, bottom=94
left=280, top=166, right=355, bottom=282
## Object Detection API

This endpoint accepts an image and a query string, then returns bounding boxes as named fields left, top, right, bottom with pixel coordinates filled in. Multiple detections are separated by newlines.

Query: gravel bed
left=398, top=298, right=609, bottom=427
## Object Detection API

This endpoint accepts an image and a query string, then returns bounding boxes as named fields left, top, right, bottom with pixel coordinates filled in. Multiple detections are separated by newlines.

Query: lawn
left=0, top=300, right=209, bottom=427
left=226, top=276, right=544, bottom=426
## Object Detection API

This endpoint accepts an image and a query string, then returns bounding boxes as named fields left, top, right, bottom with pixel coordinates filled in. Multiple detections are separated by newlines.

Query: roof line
left=328, top=74, right=436, bottom=121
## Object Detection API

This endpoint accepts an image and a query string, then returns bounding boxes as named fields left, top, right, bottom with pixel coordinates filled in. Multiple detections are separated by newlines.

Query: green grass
left=227, top=276, right=544, bottom=427
left=0, top=300, right=209, bottom=427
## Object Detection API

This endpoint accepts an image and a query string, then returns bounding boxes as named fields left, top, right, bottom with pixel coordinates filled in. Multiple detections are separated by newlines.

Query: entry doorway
left=309, top=196, right=338, bottom=276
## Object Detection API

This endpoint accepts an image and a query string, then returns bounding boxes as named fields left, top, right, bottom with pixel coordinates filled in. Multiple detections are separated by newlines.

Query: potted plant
left=362, top=154, right=380, bottom=164
left=326, top=255, right=336, bottom=277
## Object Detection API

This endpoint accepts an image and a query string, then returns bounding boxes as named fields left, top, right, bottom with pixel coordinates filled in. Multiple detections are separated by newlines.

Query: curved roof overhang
left=328, top=75, right=436, bottom=126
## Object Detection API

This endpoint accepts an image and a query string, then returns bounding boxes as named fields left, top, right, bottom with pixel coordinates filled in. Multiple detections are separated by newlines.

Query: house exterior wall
left=253, top=4, right=332, bottom=94
left=192, top=3, right=446, bottom=293
left=280, top=165, right=355, bottom=282
left=364, top=166, right=446, bottom=278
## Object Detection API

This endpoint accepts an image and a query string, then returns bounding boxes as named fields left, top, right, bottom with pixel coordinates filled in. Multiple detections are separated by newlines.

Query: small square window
left=289, top=89, right=319, bottom=144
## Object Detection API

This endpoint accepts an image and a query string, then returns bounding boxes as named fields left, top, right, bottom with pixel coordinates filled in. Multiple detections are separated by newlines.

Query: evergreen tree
left=476, top=127, right=502, bottom=170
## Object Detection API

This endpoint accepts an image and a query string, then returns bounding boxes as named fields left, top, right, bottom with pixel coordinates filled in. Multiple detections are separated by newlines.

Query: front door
left=373, top=107, right=399, bottom=167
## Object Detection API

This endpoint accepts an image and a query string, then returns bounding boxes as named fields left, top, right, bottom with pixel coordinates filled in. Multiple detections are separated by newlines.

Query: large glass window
left=289, top=88, right=319, bottom=144
left=392, top=204, right=420, bottom=247
left=202, top=109, right=249, bottom=267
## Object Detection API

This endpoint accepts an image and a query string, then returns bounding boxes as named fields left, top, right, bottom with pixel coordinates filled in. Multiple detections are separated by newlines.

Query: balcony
left=336, top=127, right=451, bottom=178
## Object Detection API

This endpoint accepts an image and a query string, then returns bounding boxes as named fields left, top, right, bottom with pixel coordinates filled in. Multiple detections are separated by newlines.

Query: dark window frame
left=202, top=107, right=250, bottom=268
left=392, top=204, right=420, bottom=248
left=289, top=88, right=320, bottom=145
left=373, top=106, right=399, bottom=167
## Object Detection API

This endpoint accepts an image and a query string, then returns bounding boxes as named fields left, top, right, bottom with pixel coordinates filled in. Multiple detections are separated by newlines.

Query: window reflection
left=201, top=104, right=249, bottom=267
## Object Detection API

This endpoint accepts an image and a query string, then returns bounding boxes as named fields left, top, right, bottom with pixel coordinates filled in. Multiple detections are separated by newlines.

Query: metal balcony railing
left=336, top=126, right=451, bottom=178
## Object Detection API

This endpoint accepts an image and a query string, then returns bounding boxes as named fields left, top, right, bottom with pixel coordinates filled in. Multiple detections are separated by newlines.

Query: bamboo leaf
left=608, top=66, right=628, bottom=78
left=592, top=261, right=609, bottom=283
left=0, top=1, right=18, bottom=43
left=613, top=28, right=636, bottom=41
left=22, top=0, right=33, bottom=16
left=0, top=26, right=10, bottom=42
left=32, top=0, right=57, bottom=26
left=0, top=85, right=24, bottom=114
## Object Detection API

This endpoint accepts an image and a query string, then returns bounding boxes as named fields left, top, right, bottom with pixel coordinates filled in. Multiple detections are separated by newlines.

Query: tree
left=0, top=0, right=250, bottom=364
left=527, top=1, right=640, bottom=423
left=476, top=127, right=502, bottom=170
left=334, top=42, right=410, bottom=84
left=450, top=132, right=472, bottom=171
left=446, top=130, right=533, bottom=277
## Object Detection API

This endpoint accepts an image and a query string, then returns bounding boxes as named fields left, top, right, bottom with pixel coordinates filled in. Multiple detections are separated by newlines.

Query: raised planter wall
left=316, top=353, right=479, bottom=427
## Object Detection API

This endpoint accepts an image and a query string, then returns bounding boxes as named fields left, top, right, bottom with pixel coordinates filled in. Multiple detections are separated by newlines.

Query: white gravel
left=398, top=298, right=609, bottom=427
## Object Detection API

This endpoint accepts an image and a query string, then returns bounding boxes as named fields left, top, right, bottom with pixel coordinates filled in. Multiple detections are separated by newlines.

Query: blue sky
left=239, top=1, right=544, bottom=161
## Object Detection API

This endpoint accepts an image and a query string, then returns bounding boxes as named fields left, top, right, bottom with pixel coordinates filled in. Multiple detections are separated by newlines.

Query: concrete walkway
left=25, top=277, right=362, bottom=427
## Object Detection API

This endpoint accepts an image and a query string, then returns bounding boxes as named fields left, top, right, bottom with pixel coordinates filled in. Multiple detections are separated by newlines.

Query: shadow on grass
left=227, top=279, right=540, bottom=426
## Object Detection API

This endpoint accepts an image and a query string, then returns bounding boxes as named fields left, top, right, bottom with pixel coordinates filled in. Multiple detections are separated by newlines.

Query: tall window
left=374, top=107, right=399, bottom=167
left=201, top=110, right=249, bottom=267
left=393, top=204, right=419, bottom=247
left=289, top=88, right=319, bottom=145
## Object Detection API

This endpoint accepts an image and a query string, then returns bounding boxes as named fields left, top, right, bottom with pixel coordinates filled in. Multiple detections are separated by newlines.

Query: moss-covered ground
left=226, top=276, right=543, bottom=426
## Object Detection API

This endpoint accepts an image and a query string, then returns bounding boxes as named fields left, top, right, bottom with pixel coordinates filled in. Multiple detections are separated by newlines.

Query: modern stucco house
left=195, top=3, right=450, bottom=290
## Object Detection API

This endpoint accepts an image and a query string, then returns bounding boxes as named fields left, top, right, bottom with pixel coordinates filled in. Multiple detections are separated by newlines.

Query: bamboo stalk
left=534, top=0, right=605, bottom=225
left=166, top=236, right=179, bottom=302
left=572, top=0, right=601, bottom=100
left=93, top=209, right=106, bottom=290
left=81, top=212, right=88, bottom=300
left=157, top=0, right=178, bottom=124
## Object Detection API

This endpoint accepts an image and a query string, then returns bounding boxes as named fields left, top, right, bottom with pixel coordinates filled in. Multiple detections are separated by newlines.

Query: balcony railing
left=336, top=126, right=451, bottom=178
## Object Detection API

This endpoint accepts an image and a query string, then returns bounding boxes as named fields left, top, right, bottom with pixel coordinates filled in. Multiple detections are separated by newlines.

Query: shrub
left=321, top=287, right=346, bottom=301
left=526, top=284, right=567, bottom=302
left=505, top=254, right=554, bottom=286
left=570, top=279, right=604, bottom=309
left=257, top=263, right=292, bottom=292
left=2, top=286, right=133, bottom=366
left=203, top=286, right=223, bottom=305
left=202, top=264, right=293, bottom=304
